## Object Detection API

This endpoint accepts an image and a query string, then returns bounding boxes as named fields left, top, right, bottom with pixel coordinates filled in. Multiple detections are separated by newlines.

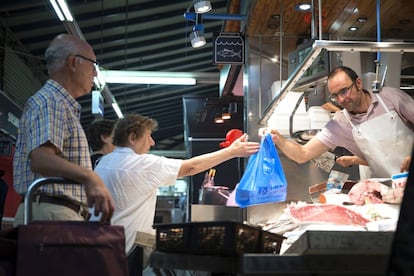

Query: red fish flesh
left=285, top=202, right=370, bottom=226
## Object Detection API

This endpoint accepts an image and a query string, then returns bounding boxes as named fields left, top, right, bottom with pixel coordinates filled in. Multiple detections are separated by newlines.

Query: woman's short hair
left=113, top=114, right=158, bottom=147
left=86, top=119, right=116, bottom=151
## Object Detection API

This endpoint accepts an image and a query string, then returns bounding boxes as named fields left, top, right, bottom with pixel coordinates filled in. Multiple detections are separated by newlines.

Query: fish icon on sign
left=216, top=48, right=241, bottom=58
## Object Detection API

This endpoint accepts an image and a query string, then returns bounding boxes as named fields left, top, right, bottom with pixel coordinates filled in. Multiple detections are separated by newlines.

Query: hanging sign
left=214, top=33, right=245, bottom=64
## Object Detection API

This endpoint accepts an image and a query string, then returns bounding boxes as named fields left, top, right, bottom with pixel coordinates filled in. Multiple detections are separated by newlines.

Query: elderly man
left=13, top=34, right=114, bottom=225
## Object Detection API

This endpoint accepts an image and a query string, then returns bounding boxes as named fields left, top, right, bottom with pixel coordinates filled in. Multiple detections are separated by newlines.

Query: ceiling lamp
left=221, top=112, right=231, bottom=120
left=357, top=17, right=368, bottom=23
left=294, top=3, right=311, bottom=12
left=214, top=114, right=224, bottom=124
left=190, top=24, right=206, bottom=48
left=111, top=102, right=124, bottom=119
left=194, top=0, right=212, bottom=14
left=49, top=0, right=74, bottom=22
left=221, top=107, right=231, bottom=120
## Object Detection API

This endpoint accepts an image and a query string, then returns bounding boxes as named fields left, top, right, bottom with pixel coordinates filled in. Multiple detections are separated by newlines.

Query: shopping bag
left=235, top=134, right=288, bottom=207
left=0, top=227, right=17, bottom=276
left=16, top=221, right=128, bottom=276
left=14, top=177, right=129, bottom=276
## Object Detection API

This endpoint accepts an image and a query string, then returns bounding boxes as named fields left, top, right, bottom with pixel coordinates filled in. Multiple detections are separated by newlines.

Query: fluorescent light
left=111, top=102, right=124, bottom=118
left=57, top=0, right=73, bottom=21
left=101, top=70, right=197, bottom=85
left=94, top=67, right=106, bottom=91
left=49, top=0, right=73, bottom=22
left=49, top=0, right=65, bottom=21
left=313, top=40, right=414, bottom=52
left=105, top=76, right=196, bottom=85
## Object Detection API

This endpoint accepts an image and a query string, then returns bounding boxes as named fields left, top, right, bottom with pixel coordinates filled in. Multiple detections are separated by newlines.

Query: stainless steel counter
left=150, top=230, right=393, bottom=275
left=150, top=251, right=389, bottom=275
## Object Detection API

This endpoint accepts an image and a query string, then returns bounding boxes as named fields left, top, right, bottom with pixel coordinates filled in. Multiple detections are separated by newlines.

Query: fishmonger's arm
left=261, top=128, right=330, bottom=164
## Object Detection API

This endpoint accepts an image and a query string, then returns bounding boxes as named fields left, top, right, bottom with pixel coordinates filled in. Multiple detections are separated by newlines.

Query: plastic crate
left=154, top=221, right=276, bottom=256
left=190, top=221, right=261, bottom=255
left=154, top=223, right=191, bottom=253
left=260, top=231, right=285, bottom=254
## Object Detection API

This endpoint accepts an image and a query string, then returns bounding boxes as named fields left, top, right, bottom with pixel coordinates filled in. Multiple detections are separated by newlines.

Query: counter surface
left=150, top=251, right=389, bottom=275
left=150, top=230, right=393, bottom=275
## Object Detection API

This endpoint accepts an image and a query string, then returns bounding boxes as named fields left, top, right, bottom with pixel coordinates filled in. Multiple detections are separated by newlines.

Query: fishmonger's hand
left=258, top=127, right=284, bottom=146
left=336, top=156, right=368, bottom=167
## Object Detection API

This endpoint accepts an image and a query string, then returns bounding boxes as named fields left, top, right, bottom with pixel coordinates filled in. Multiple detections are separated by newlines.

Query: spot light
left=270, top=56, right=279, bottom=63
left=190, top=24, right=206, bottom=48
left=214, top=114, right=224, bottom=124
left=221, top=107, right=231, bottom=120
left=357, top=17, right=368, bottom=23
left=194, top=0, right=212, bottom=14
left=294, top=3, right=311, bottom=12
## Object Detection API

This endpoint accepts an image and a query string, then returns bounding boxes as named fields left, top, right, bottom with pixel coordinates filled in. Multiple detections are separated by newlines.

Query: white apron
left=343, top=94, right=414, bottom=178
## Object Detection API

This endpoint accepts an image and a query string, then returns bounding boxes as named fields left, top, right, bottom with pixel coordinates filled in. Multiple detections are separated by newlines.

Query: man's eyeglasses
left=75, top=54, right=99, bottom=67
left=328, top=82, right=354, bottom=102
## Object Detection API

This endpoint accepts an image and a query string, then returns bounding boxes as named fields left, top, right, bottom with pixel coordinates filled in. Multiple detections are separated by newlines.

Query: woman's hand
left=228, top=133, right=260, bottom=157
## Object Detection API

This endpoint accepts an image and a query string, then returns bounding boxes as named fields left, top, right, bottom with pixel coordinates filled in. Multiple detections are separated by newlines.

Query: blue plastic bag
left=235, top=134, right=288, bottom=207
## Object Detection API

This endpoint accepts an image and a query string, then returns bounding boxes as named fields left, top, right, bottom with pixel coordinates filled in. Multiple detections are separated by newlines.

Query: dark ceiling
left=0, top=0, right=236, bottom=152
left=1, top=0, right=414, bottom=152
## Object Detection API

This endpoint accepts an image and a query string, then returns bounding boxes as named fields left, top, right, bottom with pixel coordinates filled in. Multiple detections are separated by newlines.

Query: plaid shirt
left=13, top=79, right=91, bottom=204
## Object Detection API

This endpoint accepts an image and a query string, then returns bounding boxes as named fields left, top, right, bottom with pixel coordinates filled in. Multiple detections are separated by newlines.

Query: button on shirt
left=13, top=79, right=91, bottom=204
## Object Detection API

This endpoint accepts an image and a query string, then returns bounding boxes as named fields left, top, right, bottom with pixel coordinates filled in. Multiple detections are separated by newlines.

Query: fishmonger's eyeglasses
left=328, top=82, right=355, bottom=102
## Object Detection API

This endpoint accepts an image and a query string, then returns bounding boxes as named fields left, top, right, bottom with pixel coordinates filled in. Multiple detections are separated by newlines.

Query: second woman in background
left=86, top=118, right=116, bottom=169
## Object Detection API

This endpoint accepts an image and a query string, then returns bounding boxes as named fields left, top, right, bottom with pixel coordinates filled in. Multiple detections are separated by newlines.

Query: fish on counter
left=284, top=201, right=370, bottom=227
left=348, top=179, right=405, bottom=205
left=258, top=175, right=405, bottom=254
